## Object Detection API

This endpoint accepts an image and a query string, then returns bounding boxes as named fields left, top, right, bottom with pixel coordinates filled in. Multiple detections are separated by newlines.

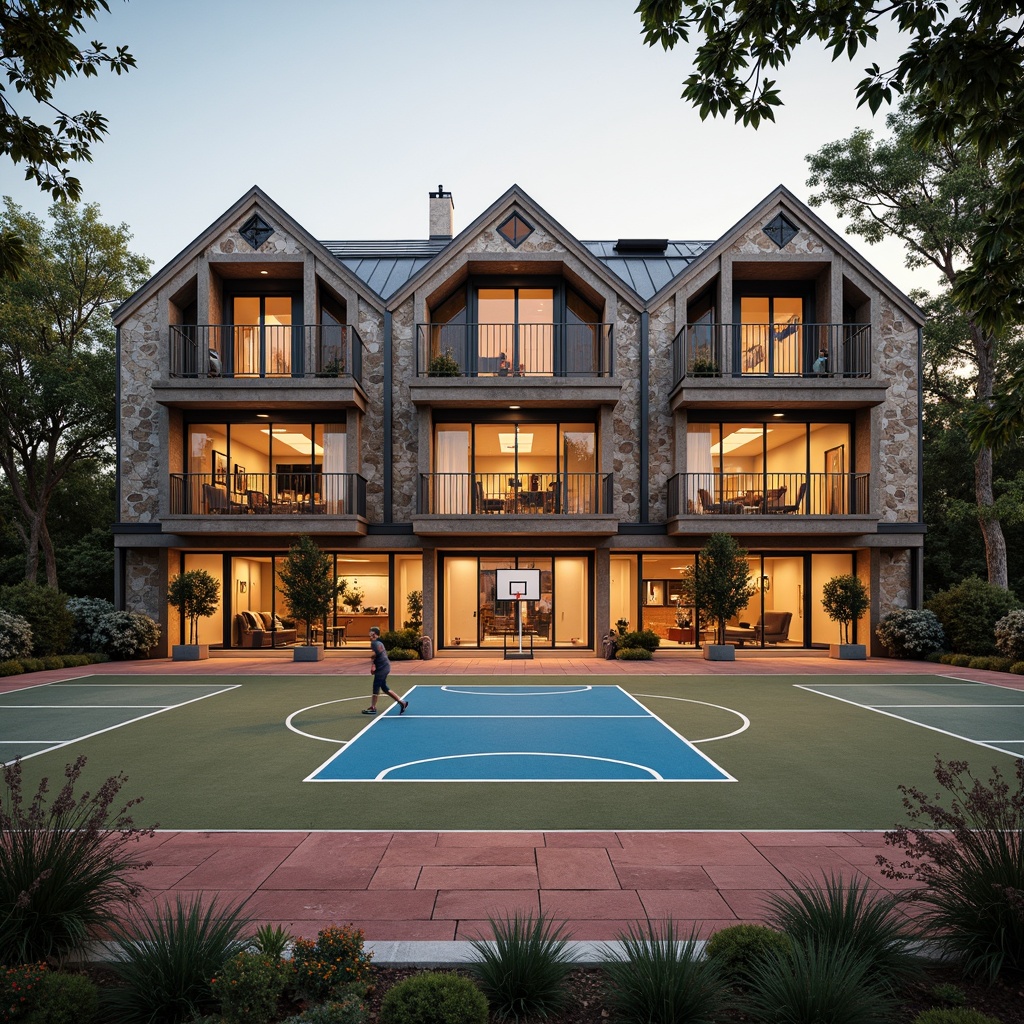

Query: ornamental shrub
left=379, top=973, right=488, bottom=1024
left=0, top=660, right=23, bottom=676
left=388, top=648, right=419, bottom=660
left=617, top=629, right=661, bottom=652
left=27, top=969, right=100, bottom=1024
left=877, top=756, right=1024, bottom=981
left=926, top=577, right=1020, bottom=656
left=211, top=951, right=289, bottom=1024
left=281, top=998, right=367, bottom=1024
left=875, top=609, right=945, bottom=659
left=1012, top=661, right=1024, bottom=675
left=994, top=608, right=1024, bottom=662
left=616, top=647, right=653, bottom=660
left=0, top=754, right=153, bottom=965
left=290, top=925, right=373, bottom=1003
left=0, top=610, right=32, bottom=661
left=704, top=924, right=792, bottom=985
left=379, top=629, right=420, bottom=652
left=65, top=597, right=115, bottom=654
left=91, top=611, right=161, bottom=659
left=0, top=582, right=73, bottom=657
left=1, top=963, right=47, bottom=1023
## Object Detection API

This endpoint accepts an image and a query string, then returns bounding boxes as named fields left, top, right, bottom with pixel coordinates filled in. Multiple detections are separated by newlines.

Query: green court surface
left=3, top=674, right=1021, bottom=832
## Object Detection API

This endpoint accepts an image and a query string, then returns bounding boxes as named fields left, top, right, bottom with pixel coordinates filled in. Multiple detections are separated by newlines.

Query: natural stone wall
left=733, top=215, right=827, bottom=256
left=357, top=298, right=386, bottom=522
left=875, top=298, right=919, bottom=523
left=647, top=299, right=678, bottom=522
left=119, top=296, right=162, bottom=523
left=210, top=212, right=302, bottom=256
left=390, top=299, right=418, bottom=522
left=878, top=549, right=912, bottom=616
left=125, top=548, right=163, bottom=620
left=612, top=309, right=642, bottom=522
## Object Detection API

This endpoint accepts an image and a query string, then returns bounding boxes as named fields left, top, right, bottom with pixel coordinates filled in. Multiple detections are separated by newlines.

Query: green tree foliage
left=0, top=579, right=73, bottom=655
left=678, top=533, right=755, bottom=646
left=167, top=569, right=220, bottom=646
left=926, top=576, right=1021, bottom=656
left=276, top=535, right=345, bottom=645
left=0, top=199, right=149, bottom=588
left=0, top=0, right=135, bottom=279
left=805, top=104, right=1024, bottom=588
left=635, top=1, right=1024, bottom=341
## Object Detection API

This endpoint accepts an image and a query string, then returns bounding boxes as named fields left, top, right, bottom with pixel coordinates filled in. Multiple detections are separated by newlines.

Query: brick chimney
left=429, top=185, right=454, bottom=240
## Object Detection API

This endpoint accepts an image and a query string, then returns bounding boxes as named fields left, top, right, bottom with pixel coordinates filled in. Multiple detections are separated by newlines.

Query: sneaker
left=399, top=700, right=409, bottom=715
left=361, top=707, right=377, bottom=715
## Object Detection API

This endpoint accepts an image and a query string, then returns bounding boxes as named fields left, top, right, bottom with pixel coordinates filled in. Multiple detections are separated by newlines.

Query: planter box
left=293, top=645, right=325, bottom=662
left=172, top=644, right=209, bottom=661
left=703, top=644, right=735, bottom=661
left=830, top=643, right=867, bottom=660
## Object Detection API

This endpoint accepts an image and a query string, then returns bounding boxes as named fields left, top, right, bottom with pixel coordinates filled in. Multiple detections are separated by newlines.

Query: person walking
left=363, top=626, right=408, bottom=715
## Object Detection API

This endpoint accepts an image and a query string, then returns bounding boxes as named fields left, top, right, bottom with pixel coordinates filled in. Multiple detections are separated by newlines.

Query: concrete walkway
left=6, top=653, right=1021, bottom=951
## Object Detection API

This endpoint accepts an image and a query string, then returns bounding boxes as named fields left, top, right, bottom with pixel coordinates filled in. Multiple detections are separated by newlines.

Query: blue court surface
left=796, top=680, right=1024, bottom=759
left=307, top=684, right=734, bottom=782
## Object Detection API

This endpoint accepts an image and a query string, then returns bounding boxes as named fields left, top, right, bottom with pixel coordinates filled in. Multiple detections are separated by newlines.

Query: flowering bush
left=0, top=610, right=32, bottom=661
left=290, top=925, right=373, bottom=1002
left=1, top=962, right=47, bottom=1023
left=92, top=611, right=161, bottom=659
left=994, top=609, right=1024, bottom=663
left=66, top=596, right=116, bottom=653
left=212, top=950, right=289, bottom=1024
left=876, top=608, right=946, bottom=658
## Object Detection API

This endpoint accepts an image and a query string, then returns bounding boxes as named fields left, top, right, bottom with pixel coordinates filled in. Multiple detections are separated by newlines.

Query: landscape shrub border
left=0, top=651, right=108, bottom=677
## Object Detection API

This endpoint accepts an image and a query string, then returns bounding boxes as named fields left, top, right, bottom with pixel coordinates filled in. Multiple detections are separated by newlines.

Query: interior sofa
left=234, top=610, right=298, bottom=647
left=723, top=611, right=793, bottom=646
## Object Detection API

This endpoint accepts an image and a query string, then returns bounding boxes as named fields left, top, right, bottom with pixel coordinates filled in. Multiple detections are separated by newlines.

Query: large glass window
left=433, top=418, right=597, bottom=515
left=232, top=296, right=294, bottom=377
left=686, top=419, right=852, bottom=515
left=441, top=554, right=590, bottom=649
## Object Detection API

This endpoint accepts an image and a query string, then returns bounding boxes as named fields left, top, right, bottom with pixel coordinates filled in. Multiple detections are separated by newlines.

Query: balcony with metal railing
left=413, top=472, right=617, bottom=535
left=670, top=322, right=887, bottom=409
left=156, top=325, right=366, bottom=409
left=164, top=472, right=368, bottom=535
left=665, top=471, right=873, bottom=535
left=415, top=323, right=613, bottom=377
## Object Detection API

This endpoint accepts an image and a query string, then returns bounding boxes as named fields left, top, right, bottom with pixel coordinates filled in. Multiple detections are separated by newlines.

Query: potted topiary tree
left=679, top=533, right=756, bottom=661
left=167, top=569, right=220, bottom=660
left=822, top=573, right=870, bottom=659
left=276, top=535, right=344, bottom=662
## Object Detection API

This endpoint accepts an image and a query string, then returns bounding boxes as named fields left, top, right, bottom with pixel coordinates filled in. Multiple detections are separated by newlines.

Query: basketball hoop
left=514, top=591, right=521, bottom=602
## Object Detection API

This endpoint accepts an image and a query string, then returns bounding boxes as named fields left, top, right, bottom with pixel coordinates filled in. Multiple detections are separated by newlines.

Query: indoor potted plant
left=276, top=534, right=345, bottom=661
left=167, top=569, right=220, bottom=660
left=679, top=533, right=756, bottom=660
left=822, top=573, right=870, bottom=659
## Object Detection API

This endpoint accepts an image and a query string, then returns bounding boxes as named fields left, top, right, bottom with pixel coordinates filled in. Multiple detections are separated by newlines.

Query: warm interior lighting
left=711, top=428, right=770, bottom=455
left=772, top=412, right=785, bottom=418
left=259, top=428, right=323, bottom=455
left=256, top=413, right=269, bottom=418
left=498, top=432, right=533, bottom=453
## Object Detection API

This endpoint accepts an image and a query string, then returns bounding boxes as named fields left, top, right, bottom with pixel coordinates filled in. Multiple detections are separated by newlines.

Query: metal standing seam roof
left=321, top=239, right=716, bottom=302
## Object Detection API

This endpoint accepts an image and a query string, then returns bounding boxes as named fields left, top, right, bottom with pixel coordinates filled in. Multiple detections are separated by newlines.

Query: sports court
left=2, top=658, right=1021, bottom=942
left=307, top=684, right=734, bottom=782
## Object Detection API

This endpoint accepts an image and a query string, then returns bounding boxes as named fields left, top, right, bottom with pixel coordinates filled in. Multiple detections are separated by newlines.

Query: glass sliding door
left=232, top=295, right=295, bottom=377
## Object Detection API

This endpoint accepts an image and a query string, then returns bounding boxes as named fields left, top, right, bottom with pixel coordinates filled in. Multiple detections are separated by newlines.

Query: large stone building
left=112, top=183, right=924, bottom=656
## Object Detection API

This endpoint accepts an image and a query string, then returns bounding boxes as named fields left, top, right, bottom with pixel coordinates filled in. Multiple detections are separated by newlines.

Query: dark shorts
left=372, top=673, right=391, bottom=694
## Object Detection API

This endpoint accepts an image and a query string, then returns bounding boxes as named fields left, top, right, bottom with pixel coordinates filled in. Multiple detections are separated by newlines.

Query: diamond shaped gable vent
left=763, top=213, right=799, bottom=249
left=239, top=214, right=274, bottom=250
left=496, top=212, right=534, bottom=248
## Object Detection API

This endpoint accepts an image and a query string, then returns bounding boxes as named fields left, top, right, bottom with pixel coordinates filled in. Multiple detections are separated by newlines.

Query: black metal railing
left=168, top=472, right=366, bottom=517
left=672, top=322, right=870, bottom=383
left=169, top=325, right=363, bottom=382
left=418, top=472, right=613, bottom=515
left=666, top=472, right=870, bottom=517
left=416, top=323, right=614, bottom=377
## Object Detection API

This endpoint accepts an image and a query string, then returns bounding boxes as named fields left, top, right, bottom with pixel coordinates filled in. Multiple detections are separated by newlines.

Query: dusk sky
left=3, top=0, right=933, bottom=295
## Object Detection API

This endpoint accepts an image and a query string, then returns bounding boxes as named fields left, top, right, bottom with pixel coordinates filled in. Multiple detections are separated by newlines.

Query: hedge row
left=0, top=652, right=109, bottom=677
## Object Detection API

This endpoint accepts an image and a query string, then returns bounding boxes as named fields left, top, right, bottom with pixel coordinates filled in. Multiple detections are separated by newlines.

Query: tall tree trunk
left=975, top=445, right=1009, bottom=588
left=971, top=325, right=1008, bottom=588
left=40, top=516, right=58, bottom=589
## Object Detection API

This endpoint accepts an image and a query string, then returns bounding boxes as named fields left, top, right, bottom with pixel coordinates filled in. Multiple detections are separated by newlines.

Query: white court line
left=1, top=705, right=182, bottom=709
left=795, top=684, right=1023, bottom=760
left=376, top=751, right=666, bottom=781
left=633, top=693, right=750, bottom=743
left=285, top=696, right=368, bottom=744
left=439, top=685, right=593, bottom=696
left=2, top=683, right=241, bottom=765
left=872, top=704, right=1024, bottom=708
